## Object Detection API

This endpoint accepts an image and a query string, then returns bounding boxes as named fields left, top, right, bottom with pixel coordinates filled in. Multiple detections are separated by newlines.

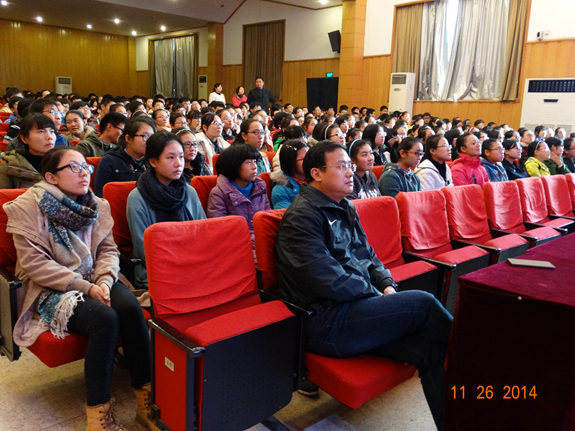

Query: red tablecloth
left=445, top=233, right=575, bottom=431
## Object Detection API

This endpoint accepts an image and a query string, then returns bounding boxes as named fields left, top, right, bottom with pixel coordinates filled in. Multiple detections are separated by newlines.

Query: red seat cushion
left=483, top=233, right=528, bottom=249
left=541, top=217, right=574, bottom=229
left=27, top=332, right=89, bottom=368
left=434, top=245, right=489, bottom=265
left=305, top=353, right=416, bottom=409
left=184, top=300, right=293, bottom=346
left=389, top=260, right=437, bottom=282
left=0, top=189, right=26, bottom=267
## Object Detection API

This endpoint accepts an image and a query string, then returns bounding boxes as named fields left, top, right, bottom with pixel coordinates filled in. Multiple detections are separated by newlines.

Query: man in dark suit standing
left=246, top=76, right=276, bottom=115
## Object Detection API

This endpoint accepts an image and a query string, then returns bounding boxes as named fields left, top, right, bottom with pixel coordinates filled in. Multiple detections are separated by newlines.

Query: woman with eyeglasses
left=562, top=138, right=575, bottom=173
left=501, top=139, right=528, bottom=180
left=4, top=146, right=156, bottom=430
left=362, top=124, right=389, bottom=166
left=207, top=143, right=270, bottom=254
left=127, top=132, right=206, bottom=289
left=347, top=139, right=381, bottom=200
left=170, top=112, right=189, bottom=130
left=270, top=139, right=308, bottom=209
left=94, top=117, right=156, bottom=197
left=175, top=129, right=211, bottom=179
left=480, top=139, right=509, bottom=182
left=232, top=118, right=272, bottom=174
left=414, top=135, right=453, bottom=191
left=195, top=112, right=230, bottom=170
left=152, top=109, right=171, bottom=132
left=0, top=113, right=56, bottom=189
left=378, top=137, right=423, bottom=198
left=217, top=108, right=236, bottom=142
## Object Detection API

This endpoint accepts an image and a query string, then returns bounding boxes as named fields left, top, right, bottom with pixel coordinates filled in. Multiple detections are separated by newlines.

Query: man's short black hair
left=5, top=87, right=22, bottom=100
left=249, top=101, right=261, bottom=110
left=29, top=98, right=57, bottom=114
left=71, top=101, right=88, bottom=110
left=303, top=140, right=346, bottom=183
left=100, top=112, right=128, bottom=133
left=339, top=105, right=349, bottom=112
left=255, top=76, right=264, bottom=81
left=215, top=143, right=262, bottom=182
left=8, top=96, right=23, bottom=109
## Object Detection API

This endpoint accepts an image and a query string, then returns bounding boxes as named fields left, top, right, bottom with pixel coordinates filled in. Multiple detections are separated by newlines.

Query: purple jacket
left=207, top=175, right=270, bottom=235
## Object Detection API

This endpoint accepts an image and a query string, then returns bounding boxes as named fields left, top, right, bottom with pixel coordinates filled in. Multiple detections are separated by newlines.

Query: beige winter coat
left=3, top=182, right=119, bottom=346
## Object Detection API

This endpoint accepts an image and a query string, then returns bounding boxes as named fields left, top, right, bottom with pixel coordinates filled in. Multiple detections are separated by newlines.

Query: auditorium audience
left=64, top=110, right=96, bottom=142
left=544, top=137, right=571, bottom=175
left=232, top=86, right=247, bottom=107
left=501, top=139, right=528, bottom=180
left=563, top=138, right=575, bottom=173
left=414, top=135, right=454, bottom=190
left=363, top=123, right=388, bottom=166
left=270, top=139, right=308, bottom=209
left=450, top=133, right=489, bottom=186
left=127, top=132, right=206, bottom=289
left=0, top=114, right=55, bottom=189
left=524, top=140, right=551, bottom=177
left=94, top=117, right=156, bottom=197
left=232, top=118, right=272, bottom=174
left=75, top=112, right=127, bottom=158
left=195, top=112, right=230, bottom=170
left=152, top=109, right=171, bottom=132
left=4, top=146, right=155, bottom=430
left=175, top=129, right=211, bottom=179
left=347, top=139, right=380, bottom=199
left=378, top=137, right=423, bottom=198
left=208, top=83, right=226, bottom=105
left=480, top=138, right=509, bottom=182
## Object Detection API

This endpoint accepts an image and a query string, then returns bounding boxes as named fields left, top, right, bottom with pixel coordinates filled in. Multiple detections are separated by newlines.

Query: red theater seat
left=258, top=171, right=272, bottom=203
left=482, top=181, right=560, bottom=247
left=515, top=177, right=574, bottom=234
left=396, top=190, right=491, bottom=314
left=146, top=216, right=296, bottom=431
left=540, top=175, right=575, bottom=219
left=441, top=185, right=528, bottom=264
left=253, top=209, right=416, bottom=409
left=565, top=173, right=575, bottom=210
left=372, top=165, right=384, bottom=180
left=85, top=156, right=100, bottom=192
left=190, top=175, right=217, bottom=214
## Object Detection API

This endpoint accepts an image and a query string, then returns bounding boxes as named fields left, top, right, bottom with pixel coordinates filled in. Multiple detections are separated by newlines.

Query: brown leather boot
left=134, top=383, right=160, bottom=431
left=85, top=400, right=127, bottom=431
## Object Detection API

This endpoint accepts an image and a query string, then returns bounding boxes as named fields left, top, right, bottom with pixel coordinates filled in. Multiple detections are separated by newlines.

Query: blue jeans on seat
left=306, top=290, right=452, bottom=431
left=67, top=282, right=151, bottom=406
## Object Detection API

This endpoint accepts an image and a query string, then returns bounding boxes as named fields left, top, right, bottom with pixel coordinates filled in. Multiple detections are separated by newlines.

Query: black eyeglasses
left=53, top=162, right=94, bottom=174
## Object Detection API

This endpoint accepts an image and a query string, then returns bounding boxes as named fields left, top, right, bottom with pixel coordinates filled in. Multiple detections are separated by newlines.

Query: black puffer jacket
left=275, top=185, right=395, bottom=311
left=94, top=146, right=147, bottom=197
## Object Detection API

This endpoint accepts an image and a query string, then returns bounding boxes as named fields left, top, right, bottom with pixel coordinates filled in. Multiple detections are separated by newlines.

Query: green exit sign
left=325, top=72, right=334, bottom=78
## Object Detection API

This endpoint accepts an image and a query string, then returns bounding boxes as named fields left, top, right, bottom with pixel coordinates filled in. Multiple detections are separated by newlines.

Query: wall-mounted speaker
left=328, top=30, right=341, bottom=53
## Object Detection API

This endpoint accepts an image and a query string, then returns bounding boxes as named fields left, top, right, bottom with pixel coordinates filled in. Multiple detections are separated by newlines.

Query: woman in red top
left=232, top=86, right=248, bottom=107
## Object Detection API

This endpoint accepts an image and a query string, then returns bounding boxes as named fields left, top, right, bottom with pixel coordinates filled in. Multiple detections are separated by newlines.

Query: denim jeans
left=306, top=290, right=453, bottom=430
left=67, top=282, right=151, bottom=406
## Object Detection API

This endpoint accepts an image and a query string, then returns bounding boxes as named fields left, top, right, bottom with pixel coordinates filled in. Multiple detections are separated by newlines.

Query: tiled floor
left=1, top=348, right=435, bottom=431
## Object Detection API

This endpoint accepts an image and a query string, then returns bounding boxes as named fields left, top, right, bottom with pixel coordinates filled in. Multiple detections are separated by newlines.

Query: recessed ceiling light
left=87, top=24, right=92, bottom=29
left=131, top=30, right=137, bottom=36
left=320, top=0, right=328, bottom=4
left=1, top=1, right=8, bottom=6
left=160, top=25, right=166, bottom=31
left=36, top=16, right=43, bottom=22
left=114, top=18, right=120, bottom=24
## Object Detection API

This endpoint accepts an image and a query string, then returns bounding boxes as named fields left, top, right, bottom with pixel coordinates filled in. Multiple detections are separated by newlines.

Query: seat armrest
left=451, top=239, right=501, bottom=254
left=119, top=250, right=141, bottom=266
left=548, top=214, right=575, bottom=221
left=402, top=251, right=457, bottom=271
left=260, top=289, right=315, bottom=317
left=148, top=317, right=205, bottom=357
left=0, top=266, right=21, bottom=287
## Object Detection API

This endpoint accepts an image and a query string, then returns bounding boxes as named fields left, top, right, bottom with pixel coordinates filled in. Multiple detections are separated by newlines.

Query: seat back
left=102, top=181, right=137, bottom=252
left=515, top=177, right=548, bottom=223
left=85, top=157, right=101, bottom=192
left=442, top=184, right=490, bottom=240
left=253, top=209, right=286, bottom=292
left=212, top=154, right=220, bottom=175
left=396, top=190, right=450, bottom=251
left=372, top=165, right=384, bottom=180
left=541, top=175, right=573, bottom=217
left=566, top=174, right=575, bottom=210
left=0, top=189, right=26, bottom=267
left=145, top=216, right=257, bottom=323
left=264, top=151, right=276, bottom=167
left=258, top=171, right=273, bottom=203
left=482, top=181, right=524, bottom=230
left=190, top=175, right=217, bottom=213
left=353, top=196, right=403, bottom=264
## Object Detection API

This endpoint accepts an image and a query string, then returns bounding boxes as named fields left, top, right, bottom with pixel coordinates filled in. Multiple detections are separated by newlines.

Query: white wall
left=527, top=0, right=575, bottom=41
left=135, top=27, right=209, bottom=71
left=223, top=0, right=342, bottom=65
left=364, top=0, right=575, bottom=57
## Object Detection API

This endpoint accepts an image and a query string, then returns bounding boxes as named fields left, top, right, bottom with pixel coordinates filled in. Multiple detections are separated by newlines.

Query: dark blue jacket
left=94, top=147, right=147, bottom=197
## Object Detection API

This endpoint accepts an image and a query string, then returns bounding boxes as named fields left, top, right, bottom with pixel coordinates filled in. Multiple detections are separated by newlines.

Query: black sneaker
left=297, top=379, right=319, bottom=397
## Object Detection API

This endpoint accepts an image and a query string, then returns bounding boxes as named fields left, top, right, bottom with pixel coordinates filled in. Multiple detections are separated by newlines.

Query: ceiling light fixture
left=131, top=30, right=137, bottom=36
left=320, top=0, right=328, bottom=4
left=87, top=24, right=92, bottom=29
left=161, top=25, right=166, bottom=31
left=1, top=1, right=8, bottom=6
left=36, top=16, right=43, bottom=22
left=114, top=18, right=120, bottom=24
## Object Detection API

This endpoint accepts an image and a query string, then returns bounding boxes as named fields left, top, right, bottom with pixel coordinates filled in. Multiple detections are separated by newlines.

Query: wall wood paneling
left=362, top=55, right=392, bottom=112
left=0, top=19, right=131, bottom=96
left=281, top=58, right=340, bottom=108
left=136, top=71, right=149, bottom=97
left=222, top=64, right=244, bottom=102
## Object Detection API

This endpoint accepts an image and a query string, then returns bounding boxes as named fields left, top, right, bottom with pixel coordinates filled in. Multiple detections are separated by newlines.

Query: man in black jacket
left=246, top=76, right=276, bottom=115
left=275, top=141, right=452, bottom=430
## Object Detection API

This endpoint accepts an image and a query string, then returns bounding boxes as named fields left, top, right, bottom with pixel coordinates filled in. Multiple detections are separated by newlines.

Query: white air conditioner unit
left=388, top=73, right=415, bottom=114
left=520, top=78, right=575, bottom=134
left=198, top=75, right=208, bottom=100
left=55, top=76, right=72, bottom=94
